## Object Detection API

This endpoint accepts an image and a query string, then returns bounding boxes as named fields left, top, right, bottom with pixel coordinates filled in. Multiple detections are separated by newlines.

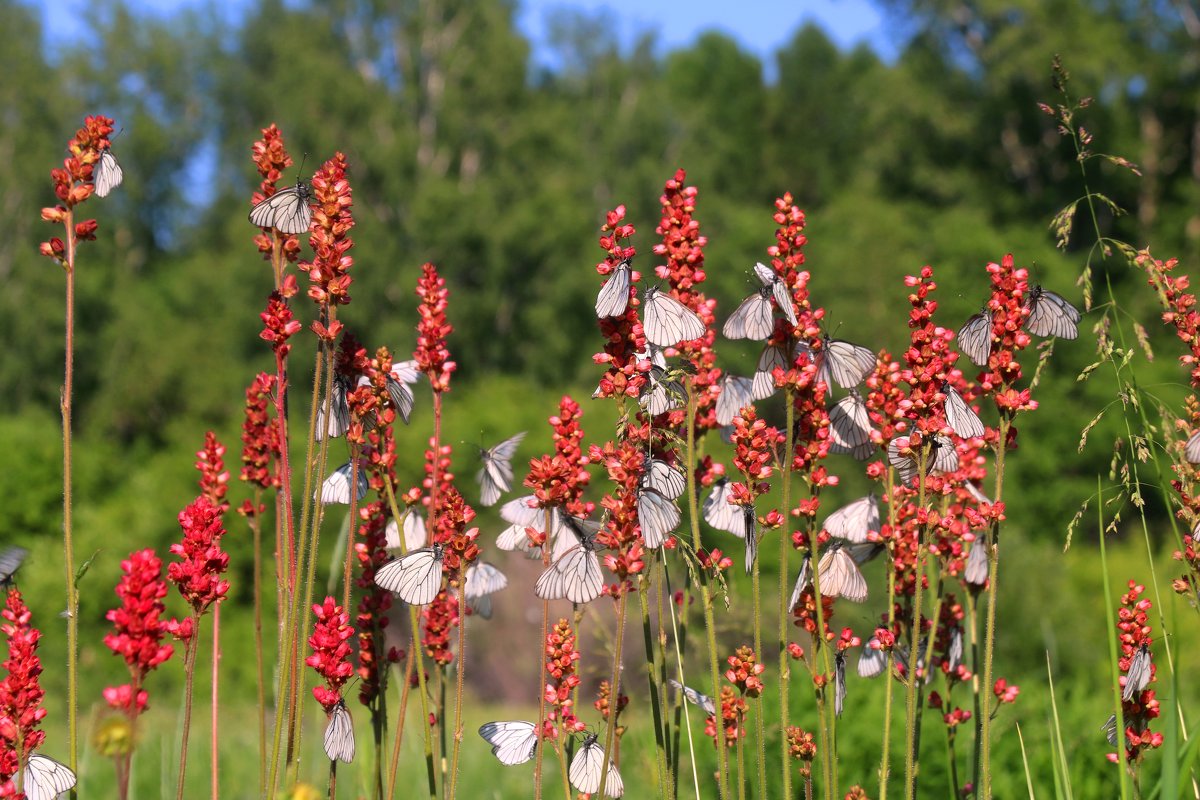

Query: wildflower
left=542, top=619, right=585, bottom=738
left=238, top=373, right=280, bottom=513
left=421, top=591, right=459, bottom=665
left=785, top=726, right=816, bottom=778
left=1107, top=581, right=1162, bottom=763
left=300, top=152, right=354, bottom=331
left=195, top=432, right=230, bottom=515
left=250, top=124, right=302, bottom=264
left=167, top=497, right=230, bottom=622
left=725, top=646, right=765, bottom=698
left=590, top=441, right=648, bottom=592
left=39, top=115, right=116, bottom=266
left=0, top=589, right=46, bottom=768
left=414, top=263, right=456, bottom=393
left=707, top=687, right=746, bottom=749
left=594, top=680, right=629, bottom=739
left=306, top=598, right=355, bottom=711
left=525, top=396, right=592, bottom=518
left=103, top=549, right=175, bottom=714
left=974, top=255, right=1037, bottom=415
left=593, top=206, right=647, bottom=401
left=259, top=290, right=303, bottom=357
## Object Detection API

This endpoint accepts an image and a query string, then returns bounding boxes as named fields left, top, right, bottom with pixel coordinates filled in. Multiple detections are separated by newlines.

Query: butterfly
left=1024, top=285, right=1080, bottom=340
left=947, top=628, right=964, bottom=672
left=0, top=546, right=28, bottom=585
left=535, top=520, right=606, bottom=604
left=642, top=287, right=705, bottom=347
left=94, top=149, right=123, bottom=198
left=639, top=366, right=684, bottom=417
left=723, top=266, right=781, bottom=341
left=823, top=495, right=879, bottom=544
left=887, top=435, right=958, bottom=485
left=374, top=544, right=445, bottom=605
left=317, top=462, right=369, bottom=505
left=787, top=555, right=812, bottom=612
left=755, top=262, right=798, bottom=325
left=812, top=335, right=876, bottom=389
left=828, top=390, right=876, bottom=460
left=857, top=639, right=888, bottom=679
left=956, top=309, right=993, bottom=367
left=464, top=561, right=508, bottom=619
left=702, top=478, right=741, bottom=534
left=248, top=178, right=314, bottom=234
left=963, top=542, right=989, bottom=587
left=643, top=458, right=686, bottom=500
left=316, top=376, right=353, bottom=441
left=384, top=509, right=427, bottom=552
left=740, top=505, right=758, bottom=575
left=477, top=432, right=526, bottom=507
left=1122, top=643, right=1152, bottom=701
left=385, top=361, right=419, bottom=423
left=322, top=699, right=355, bottom=763
left=943, top=383, right=985, bottom=439
left=569, top=733, right=624, bottom=797
left=667, top=678, right=716, bottom=714
left=637, top=485, right=680, bottom=549
left=963, top=481, right=993, bottom=506
left=715, top=374, right=756, bottom=427
left=21, top=753, right=77, bottom=800
left=834, top=651, right=847, bottom=718
left=596, top=259, right=633, bottom=318
left=752, top=343, right=789, bottom=400
left=1185, top=430, right=1200, bottom=464
left=478, top=720, right=539, bottom=766
left=817, top=542, right=869, bottom=602
left=1101, top=714, right=1119, bottom=747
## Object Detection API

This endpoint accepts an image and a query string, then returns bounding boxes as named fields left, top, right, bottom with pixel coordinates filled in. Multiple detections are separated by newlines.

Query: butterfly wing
left=823, top=495, right=879, bottom=544
left=857, top=640, right=887, bottom=678
left=596, top=261, right=632, bottom=318
left=94, top=150, right=123, bottom=198
left=887, top=437, right=920, bottom=485
left=944, top=385, right=985, bottom=439
left=499, top=496, right=541, bottom=527
left=317, top=462, right=367, bottom=505
left=753, top=344, right=788, bottom=400
left=0, top=546, right=28, bottom=584
left=645, top=459, right=686, bottom=500
left=374, top=548, right=443, bottom=605
left=818, top=338, right=876, bottom=389
left=957, top=311, right=993, bottom=367
left=715, top=374, right=756, bottom=427
left=640, top=366, right=684, bottom=417
left=535, top=546, right=604, bottom=604
left=722, top=292, right=775, bottom=341
left=742, top=506, right=757, bottom=575
left=478, top=721, right=539, bottom=766
left=931, top=435, right=960, bottom=473
left=828, top=392, right=876, bottom=460
left=464, top=562, right=508, bottom=600
left=323, top=701, right=355, bottom=763
left=643, top=288, right=705, bottom=347
left=667, top=678, right=718, bottom=714
left=569, top=740, right=623, bottom=797
left=496, top=523, right=539, bottom=558
left=702, top=479, right=741, bottom=533
left=638, top=487, right=681, bottom=548
left=964, top=542, right=988, bottom=586
left=787, top=556, right=812, bottom=612
left=834, top=652, right=847, bottom=717
left=818, top=546, right=868, bottom=602
left=249, top=182, right=313, bottom=234
left=1025, top=288, right=1080, bottom=339
left=22, top=754, right=77, bottom=800
left=385, top=377, right=415, bottom=423
left=478, top=432, right=526, bottom=507
left=316, top=379, right=350, bottom=441
left=1186, top=430, right=1200, bottom=464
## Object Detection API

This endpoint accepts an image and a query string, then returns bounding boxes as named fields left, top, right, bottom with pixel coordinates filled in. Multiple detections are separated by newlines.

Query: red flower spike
left=103, top=549, right=176, bottom=716
left=238, top=373, right=281, bottom=506
left=307, top=597, right=355, bottom=712
left=414, top=263, right=456, bottom=393
left=298, top=152, right=354, bottom=318
left=593, top=206, right=646, bottom=402
left=39, top=115, right=114, bottom=264
left=0, top=589, right=47, bottom=766
left=167, top=497, right=230, bottom=620
left=542, top=619, right=585, bottom=738
left=195, top=432, right=230, bottom=515
left=525, top=396, right=593, bottom=518
left=250, top=124, right=302, bottom=263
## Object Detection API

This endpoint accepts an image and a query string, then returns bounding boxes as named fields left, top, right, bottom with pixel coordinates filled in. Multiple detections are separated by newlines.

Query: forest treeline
left=3, top=0, right=1199, bottom=554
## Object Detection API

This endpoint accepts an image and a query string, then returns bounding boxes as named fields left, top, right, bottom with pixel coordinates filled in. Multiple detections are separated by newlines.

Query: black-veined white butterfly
left=644, top=458, right=686, bottom=500
left=383, top=365, right=416, bottom=424
left=1186, top=430, right=1200, bottom=464
left=1024, top=285, right=1080, bottom=340
left=375, top=544, right=445, bottom=605
left=947, top=627, right=964, bottom=671
left=316, top=376, right=352, bottom=441
left=964, top=542, right=988, bottom=587
left=787, top=555, right=812, bottom=612
left=1122, top=643, right=1152, bottom=701
left=752, top=343, right=788, bottom=400
left=478, top=720, right=539, bottom=766
left=0, top=546, right=28, bottom=585
left=248, top=178, right=314, bottom=234
left=500, top=495, right=541, bottom=527
left=637, top=485, right=680, bottom=549
left=496, top=523, right=540, bottom=559
left=723, top=285, right=775, bottom=342
left=22, top=753, right=76, bottom=800
left=956, top=309, right=993, bottom=367
left=715, top=374, right=755, bottom=427
left=642, top=286, right=705, bottom=348
left=323, top=699, right=355, bottom=763
left=741, top=505, right=758, bottom=575
left=828, top=390, right=876, bottom=460
left=845, top=541, right=885, bottom=566
left=640, top=366, right=685, bottom=417
left=963, top=481, right=992, bottom=506
left=317, top=461, right=369, bottom=505
left=477, top=432, right=526, bottom=507
left=943, top=383, right=985, bottom=439
left=702, top=478, right=740, bottom=533
left=667, top=678, right=716, bottom=714
left=817, top=542, right=868, bottom=602
left=858, top=638, right=887, bottom=679
left=755, top=262, right=798, bottom=325
left=94, top=149, right=123, bottom=198
left=465, top=562, right=508, bottom=619
left=385, top=509, right=428, bottom=552
left=535, top=521, right=605, bottom=604
left=1101, top=713, right=1119, bottom=746
left=569, top=733, right=624, bottom=797
left=596, top=259, right=632, bottom=318
left=823, top=494, right=879, bottom=544
left=814, top=335, right=876, bottom=389
left=834, top=651, right=847, bottom=717
left=887, top=435, right=958, bottom=485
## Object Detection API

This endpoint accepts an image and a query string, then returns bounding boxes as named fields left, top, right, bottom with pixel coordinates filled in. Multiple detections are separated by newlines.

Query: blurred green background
left=4, top=0, right=1200, bottom=794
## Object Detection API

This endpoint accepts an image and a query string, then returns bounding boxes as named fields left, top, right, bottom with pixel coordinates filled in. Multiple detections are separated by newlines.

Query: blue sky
left=35, top=0, right=900, bottom=66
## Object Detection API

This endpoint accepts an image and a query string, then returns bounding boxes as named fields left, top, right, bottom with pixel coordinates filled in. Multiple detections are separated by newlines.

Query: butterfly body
left=249, top=179, right=314, bottom=234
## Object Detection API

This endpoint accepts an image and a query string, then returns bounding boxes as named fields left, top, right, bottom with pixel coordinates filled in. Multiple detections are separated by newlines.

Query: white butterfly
left=963, top=481, right=993, bottom=506
left=569, top=733, right=624, bottom=797
left=754, top=262, right=798, bottom=325
left=323, top=699, right=355, bottom=764
left=1102, top=714, right=1119, bottom=747
left=1185, top=430, right=1200, bottom=464
left=715, top=374, right=755, bottom=427
left=248, top=178, right=314, bottom=234
left=477, top=432, right=526, bottom=507
left=817, top=542, right=868, bottom=602
left=667, top=678, right=716, bottom=714
left=828, top=390, right=876, bottom=460
left=723, top=289, right=775, bottom=341
left=385, top=509, right=428, bottom=552
left=811, top=335, right=876, bottom=389
left=834, top=652, right=847, bottom=717
left=787, top=556, right=812, bottom=612
left=752, top=343, right=788, bottom=400
left=637, top=486, right=680, bottom=549
left=496, top=523, right=540, bottom=559
left=643, top=458, right=686, bottom=500
left=22, top=753, right=77, bottom=800
left=317, top=461, right=369, bottom=505
left=963, top=542, right=989, bottom=587
left=640, top=366, right=685, bottom=417
left=702, top=479, right=740, bottom=534
left=383, top=368, right=415, bottom=424
left=823, top=494, right=879, bottom=544
left=478, top=720, right=539, bottom=766
left=316, top=376, right=352, bottom=441
left=535, top=522, right=606, bottom=604
left=957, top=309, right=993, bottom=367
left=857, top=639, right=887, bottom=678
left=741, top=505, right=758, bottom=575
left=1024, top=285, right=1080, bottom=340
left=943, top=383, right=985, bottom=439
left=500, top=495, right=541, bottom=527
left=1122, top=643, right=1152, bottom=701
left=947, top=628, right=964, bottom=671
left=94, top=149, right=123, bottom=198
left=887, top=435, right=958, bottom=485
left=642, top=287, right=705, bottom=347
left=374, top=544, right=445, bottom=605
left=596, top=259, right=632, bottom=318
left=465, top=562, right=508, bottom=619
left=0, top=546, right=27, bottom=585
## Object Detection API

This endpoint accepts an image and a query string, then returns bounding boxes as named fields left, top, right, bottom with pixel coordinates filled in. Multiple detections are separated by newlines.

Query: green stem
left=386, top=648, right=415, bottom=800
left=736, top=728, right=747, bottom=800
left=534, top=508, right=554, bottom=800
left=211, top=603, right=221, bottom=800
left=664, top=560, right=701, bottom=800
left=597, top=592, right=629, bottom=800
left=978, top=418, right=1009, bottom=799
left=248, top=495, right=268, bottom=797
left=903, top=447, right=932, bottom=800
left=808, top=507, right=835, bottom=800
left=779, top=390, right=796, bottom=800
left=639, top=569, right=672, bottom=798
left=878, top=470, right=897, bottom=800
left=447, top=583, right=469, bottom=799
left=176, top=618, right=202, bottom=800
left=751, top=542, right=767, bottom=800
left=60, top=210, right=79, bottom=785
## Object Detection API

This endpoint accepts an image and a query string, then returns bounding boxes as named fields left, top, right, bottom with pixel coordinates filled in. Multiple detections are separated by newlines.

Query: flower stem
left=878, top=471, right=897, bottom=800
left=778, top=389, right=795, bottom=800
left=447, top=583, right=469, bottom=800
left=341, top=445, right=362, bottom=612
left=751, top=550, right=767, bottom=800
left=246, top=495, right=268, bottom=796
left=555, top=739, right=574, bottom=800
left=60, top=209, right=79, bottom=781
left=534, top=508, right=553, bottom=800
left=639, top=569, right=672, bottom=797
left=903, top=448, right=933, bottom=800
left=176, top=621, right=202, bottom=800
left=211, top=603, right=221, bottom=800
left=808, top=516, right=835, bottom=800
left=386, top=647, right=416, bottom=800
left=977, top=417, right=1009, bottom=799
left=597, top=592, right=629, bottom=800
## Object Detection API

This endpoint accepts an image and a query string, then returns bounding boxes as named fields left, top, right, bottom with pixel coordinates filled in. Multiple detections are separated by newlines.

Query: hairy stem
left=779, top=390, right=796, bottom=800
left=534, top=508, right=554, bottom=799
left=176, top=620, right=202, bottom=800
left=597, top=592, right=629, bottom=800
left=977, top=417, right=1009, bottom=799
left=879, top=470, right=898, bottom=800
left=211, top=603, right=221, bottom=800
left=60, top=210, right=79, bottom=781
left=639, top=569, right=672, bottom=797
